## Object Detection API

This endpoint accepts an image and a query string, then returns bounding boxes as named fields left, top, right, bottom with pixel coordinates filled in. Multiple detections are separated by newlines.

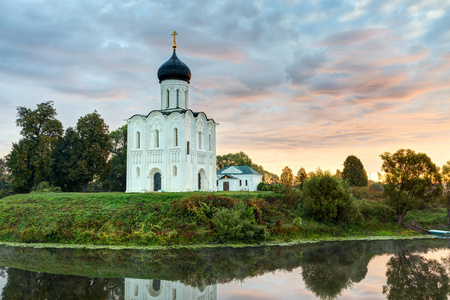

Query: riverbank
left=0, top=191, right=441, bottom=247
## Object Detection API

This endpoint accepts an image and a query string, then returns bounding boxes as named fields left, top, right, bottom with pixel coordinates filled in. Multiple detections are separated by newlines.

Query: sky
left=0, top=0, right=449, bottom=179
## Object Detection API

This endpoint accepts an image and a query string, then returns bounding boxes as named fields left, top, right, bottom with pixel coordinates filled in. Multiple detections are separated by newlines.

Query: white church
left=126, top=32, right=217, bottom=192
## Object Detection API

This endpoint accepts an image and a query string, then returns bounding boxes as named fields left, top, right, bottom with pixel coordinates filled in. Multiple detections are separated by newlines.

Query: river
left=0, top=238, right=448, bottom=299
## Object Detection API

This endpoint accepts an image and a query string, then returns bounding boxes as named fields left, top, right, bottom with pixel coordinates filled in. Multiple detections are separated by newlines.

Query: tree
left=294, top=167, right=308, bottom=188
left=342, top=155, right=368, bottom=187
left=380, top=149, right=443, bottom=224
left=0, top=158, right=11, bottom=198
left=280, top=166, right=294, bottom=186
left=441, top=161, right=450, bottom=225
left=103, top=125, right=127, bottom=192
left=302, top=170, right=362, bottom=224
left=51, top=127, right=83, bottom=192
left=6, top=101, right=63, bottom=192
left=73, top=111, right=111, bottom=192
left=335, top=169, right=342, bottom=179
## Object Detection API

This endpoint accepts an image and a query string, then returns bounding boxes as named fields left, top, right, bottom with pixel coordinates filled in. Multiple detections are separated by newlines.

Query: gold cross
left=171, top=30, right=178, bottom=49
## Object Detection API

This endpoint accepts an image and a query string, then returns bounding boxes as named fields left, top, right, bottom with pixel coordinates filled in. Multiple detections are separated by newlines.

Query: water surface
left=0, top=238, right=448, bottom=299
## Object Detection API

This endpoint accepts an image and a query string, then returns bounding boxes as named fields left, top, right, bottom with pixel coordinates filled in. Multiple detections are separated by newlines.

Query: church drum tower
left=126, top=31, right=217, bottom=192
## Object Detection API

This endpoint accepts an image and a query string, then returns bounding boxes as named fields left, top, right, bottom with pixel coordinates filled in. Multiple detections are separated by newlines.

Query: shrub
left=351, top=187, right=369, bottom=200
left=369, top=182, right=384, bottom=192
left=358, top=200, right=396, bottom=223
left=303, top=170, right=362, bottom=224
left=211, top=202, right=268, bottom=242
left=257, top=182, right=266, bottom=191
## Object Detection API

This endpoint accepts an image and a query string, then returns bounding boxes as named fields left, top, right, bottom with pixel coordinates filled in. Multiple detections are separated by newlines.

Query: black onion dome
left=157, top=49, right=191, bottom=83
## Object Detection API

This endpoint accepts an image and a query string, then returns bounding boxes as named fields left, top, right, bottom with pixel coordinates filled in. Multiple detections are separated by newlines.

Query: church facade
left=126, top=33, right=217, bottom=192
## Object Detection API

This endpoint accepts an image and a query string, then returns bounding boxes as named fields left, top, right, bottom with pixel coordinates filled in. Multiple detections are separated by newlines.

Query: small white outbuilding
left=216, top=166, right=262, bottom=192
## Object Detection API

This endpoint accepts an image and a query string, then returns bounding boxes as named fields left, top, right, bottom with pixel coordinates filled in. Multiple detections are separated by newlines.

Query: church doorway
left=153, top=172, right=161, bottom=191
left=198, top=168, right=207, bottom=191
left=223, top=182, right=229, bottom=191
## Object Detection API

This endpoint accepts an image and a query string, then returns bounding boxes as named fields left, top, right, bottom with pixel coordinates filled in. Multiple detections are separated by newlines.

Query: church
left=126, top=32, right=217, bottom=192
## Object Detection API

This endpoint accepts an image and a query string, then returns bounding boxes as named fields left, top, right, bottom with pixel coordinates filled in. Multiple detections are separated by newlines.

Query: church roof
left=157, top=49, right=191, bottom=83
left=128, top=109, right=216, bottom=123
left=217, top=166, right=262, bottom=176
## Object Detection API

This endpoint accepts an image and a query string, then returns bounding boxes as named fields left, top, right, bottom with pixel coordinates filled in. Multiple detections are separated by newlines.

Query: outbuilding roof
left=217, top=165, right=262, bottom=176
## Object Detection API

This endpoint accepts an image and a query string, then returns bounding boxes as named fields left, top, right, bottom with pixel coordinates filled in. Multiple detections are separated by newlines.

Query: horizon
left=1, top=1, right=449, bottom=177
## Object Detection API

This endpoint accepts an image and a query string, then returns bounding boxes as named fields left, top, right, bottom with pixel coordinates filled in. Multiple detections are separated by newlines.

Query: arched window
left=185, top=90, right=188, bottom=104
left=173, top=166, right=177, bottom=176
left=136, top=167, right=140, bottom=178
left=174, top=128, right=178, bottom=147
left=239, top=180, right=242, bottom=186
left=136, top=131, right=140, bottom=149
left=155, top=130, right=160, bottom=148
left=198, top=132, right=202, bottom=150
left=176, top=89, right=179, bottom=107
left=245, top=180, right=248, bottom=186
left=166, top=90, right=169, bottom=108
left=209, top=134, right=211, bottom=151
left=187, top=141, right=190, bottom=155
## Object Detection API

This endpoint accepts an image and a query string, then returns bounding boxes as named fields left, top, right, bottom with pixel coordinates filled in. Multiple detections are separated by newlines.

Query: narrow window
left=136, top=167, right=140, bottom=178
left=198, top=132, right=202, bottom=150
left=245, top=180, right=248, bottom=186
left=216, top=180, right=218, bottom=186
left=209, top=134, right=211, bottom=151
left=136, top=131, right=140, bottom=149
left=156, top=130, right=159, bottom=148
left=185, top=90, right=188, bottom=104
left=240, top=180, right=242, bottom=186
left=173, top=166, right=177, bottom=176
left=176, top=90, right=179, bottom=107
left=166, top=90, right=169, bottom=108
left=187, top=141, right=190, bottom=155
left=174, top=128, right=178, bottom=147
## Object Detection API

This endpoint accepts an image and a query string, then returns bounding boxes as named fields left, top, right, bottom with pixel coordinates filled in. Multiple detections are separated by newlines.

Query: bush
left=351, top=187, right=369, bottom=200
left=369, top=182, right=384, bottom=192
left=257, top=182, right=266, bottom=191
left=211, top=202, right=268, bottom=242
left=303, top=170, right=362, bottom=224
left=35, top=182, right=62, bottom=193
left=358, top=200, right=396, bottom=223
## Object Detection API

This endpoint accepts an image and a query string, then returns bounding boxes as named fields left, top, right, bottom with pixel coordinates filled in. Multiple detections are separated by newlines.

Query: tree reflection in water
left=300, top=243, right=370, bottom=299
left=1, top=268, right=124, bottom=300
left=383, top=242, right=450, bottom=300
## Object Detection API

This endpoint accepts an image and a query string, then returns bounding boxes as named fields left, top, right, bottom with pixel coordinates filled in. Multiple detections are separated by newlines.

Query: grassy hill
left=0, top=191, right=420, bottom=247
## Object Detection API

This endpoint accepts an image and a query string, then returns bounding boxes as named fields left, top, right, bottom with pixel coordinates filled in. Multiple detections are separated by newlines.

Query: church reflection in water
left=125, top=278, right=217, bottom=300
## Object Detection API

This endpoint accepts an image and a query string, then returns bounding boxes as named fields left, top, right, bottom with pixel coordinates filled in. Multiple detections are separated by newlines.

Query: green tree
left=380, top=149, right=443, bottom=224
left=280, top=166, right=294, bottom=186
left=342, top=155, right=368, bottom=187
left=51, top=127, right=83, bottom=192
left=294, top=167, right=308, bottom=188
left=303, top=170, right=362, bottom=224
left=73, top=111, right=111, bottom=192
left=6, top=101, right=63, bottom=192
left=0, top=158, right=11, bottom=198
left=335, top=169, right=342, bottom=179
left=441, top=161, right=450, bottom=225
left=103, top=125, right=127, bottom=192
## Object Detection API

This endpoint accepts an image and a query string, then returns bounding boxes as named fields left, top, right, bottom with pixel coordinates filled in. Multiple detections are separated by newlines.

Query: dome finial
left=171, top=30, right=178, bottom=49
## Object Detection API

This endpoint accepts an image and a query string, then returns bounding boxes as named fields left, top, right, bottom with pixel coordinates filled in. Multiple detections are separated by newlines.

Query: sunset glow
left=0, top=1, right=449, bottom=176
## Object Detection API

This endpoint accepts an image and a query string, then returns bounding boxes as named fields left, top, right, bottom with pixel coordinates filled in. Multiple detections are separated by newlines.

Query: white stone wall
left=160, top=79, right=189, bottom=110
left=217, top=173, right=263, bottom=192
left=126, top=109, right=217, bottom=193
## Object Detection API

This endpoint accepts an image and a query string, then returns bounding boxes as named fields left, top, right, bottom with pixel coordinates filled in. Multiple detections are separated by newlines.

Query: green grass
left=404, top=207, right=450, bottom=229
left=0, top=191, right=432, bottom=246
